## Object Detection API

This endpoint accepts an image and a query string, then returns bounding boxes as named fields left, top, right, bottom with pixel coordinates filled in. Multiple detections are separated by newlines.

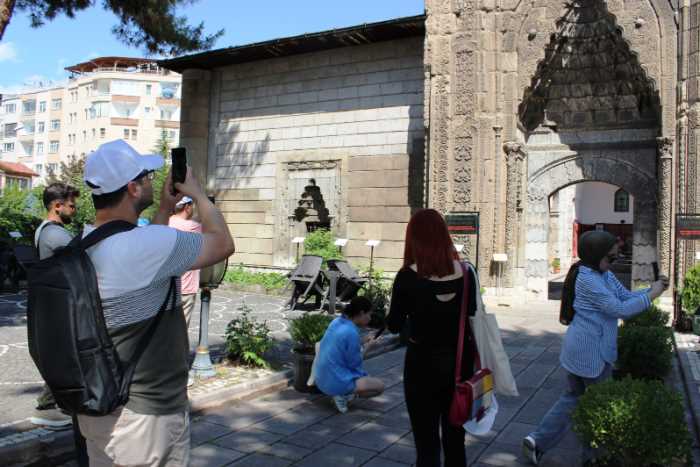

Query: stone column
left=504, top=142, right=526, bottom=287
left=657, top=136, right=674, bottom=279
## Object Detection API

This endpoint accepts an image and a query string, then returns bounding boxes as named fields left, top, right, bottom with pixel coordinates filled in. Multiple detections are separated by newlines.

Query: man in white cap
left=76, top=140, right=235, bottom=466
left=168, top=196, right=202, bottom=328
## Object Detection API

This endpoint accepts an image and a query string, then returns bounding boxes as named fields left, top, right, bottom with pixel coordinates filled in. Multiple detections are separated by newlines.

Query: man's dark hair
left=91, top=186, right=128, bottom=210
left=43, top=183, right=80, bottom=210
left=344, top=296, right=372, bottom=318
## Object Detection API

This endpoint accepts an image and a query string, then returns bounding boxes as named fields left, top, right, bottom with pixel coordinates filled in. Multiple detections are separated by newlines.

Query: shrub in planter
left=356, top=267, right=390, bottom=329
left=572, top=377, right=691, bottom=467
left=224, top=302, right=275, bottom=368
left=303, top=229, right=344, bottom=265
left=288, top=312, right=333, bottom=392
left=681, top=263, right=700, bottom=316
left=617, top=324, right=673, bottom=380
left=622, top=304, right=669, bottom=328
left=288, top=312, right=334, bottom=353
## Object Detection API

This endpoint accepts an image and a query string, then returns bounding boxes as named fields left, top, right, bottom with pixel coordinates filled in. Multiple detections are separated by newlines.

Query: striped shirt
left=560, top=265, right=651, bottom=378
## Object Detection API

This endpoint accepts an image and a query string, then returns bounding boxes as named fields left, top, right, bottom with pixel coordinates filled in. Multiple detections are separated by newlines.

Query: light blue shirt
left=560, top=266, right=651, bottom=378
left=314, top=316, right=368, bottom=396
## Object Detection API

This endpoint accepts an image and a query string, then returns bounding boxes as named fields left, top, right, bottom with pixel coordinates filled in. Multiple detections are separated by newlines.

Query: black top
left=387, top=265, right=477, bottom=354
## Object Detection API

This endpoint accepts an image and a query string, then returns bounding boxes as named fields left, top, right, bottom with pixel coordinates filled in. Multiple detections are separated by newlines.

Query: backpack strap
left=75, top=220, right=137, bottom=250
left=119, top=277, right=178, bottom=397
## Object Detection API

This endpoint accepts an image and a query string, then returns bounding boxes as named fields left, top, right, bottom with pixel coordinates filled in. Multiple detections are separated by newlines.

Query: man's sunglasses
left=132, top=170, right=155, bottom=182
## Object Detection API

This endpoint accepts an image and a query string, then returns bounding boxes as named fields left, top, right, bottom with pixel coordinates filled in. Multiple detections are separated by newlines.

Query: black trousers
left=404, top=344, right=467, bottom=467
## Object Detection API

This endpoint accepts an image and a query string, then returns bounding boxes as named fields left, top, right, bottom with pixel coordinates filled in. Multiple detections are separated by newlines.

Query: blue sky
left=0, top=1, right=424, bottom=93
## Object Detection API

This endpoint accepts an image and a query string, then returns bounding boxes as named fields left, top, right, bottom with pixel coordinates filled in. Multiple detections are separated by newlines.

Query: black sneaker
left=30, top=408, right=73, bottom=429
left=522, top=435, right=543, bottom=465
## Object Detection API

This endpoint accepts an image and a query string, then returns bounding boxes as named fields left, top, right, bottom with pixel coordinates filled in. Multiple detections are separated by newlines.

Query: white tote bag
left=467, top=264, right=519, bottom=397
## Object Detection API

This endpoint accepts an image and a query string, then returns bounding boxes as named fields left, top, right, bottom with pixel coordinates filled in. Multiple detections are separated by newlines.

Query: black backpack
left=27, top=220, right=175, bottom=415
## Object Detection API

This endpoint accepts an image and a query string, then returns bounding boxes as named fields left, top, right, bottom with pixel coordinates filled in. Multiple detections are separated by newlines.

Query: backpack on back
left=27, top=220, right=174, bottom=415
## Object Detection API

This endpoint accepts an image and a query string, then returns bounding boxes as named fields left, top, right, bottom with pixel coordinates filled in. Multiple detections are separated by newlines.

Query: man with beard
left=31, top=182, right=80, bottom=428
left=76, top=140, right=234, bottom=465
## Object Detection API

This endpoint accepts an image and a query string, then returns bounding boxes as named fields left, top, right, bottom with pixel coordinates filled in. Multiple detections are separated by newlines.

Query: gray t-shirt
left=34, top=220, right=73, bottom=260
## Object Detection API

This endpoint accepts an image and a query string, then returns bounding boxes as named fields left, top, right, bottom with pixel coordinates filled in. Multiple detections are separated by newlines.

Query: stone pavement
left=174, top=301, right=580, bottom=467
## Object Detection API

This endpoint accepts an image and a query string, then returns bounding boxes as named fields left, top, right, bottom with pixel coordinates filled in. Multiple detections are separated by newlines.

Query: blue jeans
left=530, top=364, right=612, bottom=460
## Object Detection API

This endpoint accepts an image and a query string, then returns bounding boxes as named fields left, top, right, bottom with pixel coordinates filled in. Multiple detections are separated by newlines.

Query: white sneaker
left=30, top=408, right=73, bottom=429
left=332, top=393, right=356, bottom=414
left=187, top=375, right=195, bottom=388
left=522, top=435, right=543, bottom=465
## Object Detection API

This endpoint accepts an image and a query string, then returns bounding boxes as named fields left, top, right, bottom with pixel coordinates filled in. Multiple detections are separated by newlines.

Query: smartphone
left=171, top=147, right=187, bottom=195
left=652, top=261, right=659, bottom=281
left=374, top=327, right=386, bottom=339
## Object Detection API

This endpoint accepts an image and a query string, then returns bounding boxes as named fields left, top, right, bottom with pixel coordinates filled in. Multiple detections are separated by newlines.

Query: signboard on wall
left=676, top=214, right=700, bottom=240
left=446, top=211, right=480, bottom=266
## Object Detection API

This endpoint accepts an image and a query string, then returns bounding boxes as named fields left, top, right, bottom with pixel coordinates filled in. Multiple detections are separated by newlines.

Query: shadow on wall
left=215, top=122, right=272, bottom=180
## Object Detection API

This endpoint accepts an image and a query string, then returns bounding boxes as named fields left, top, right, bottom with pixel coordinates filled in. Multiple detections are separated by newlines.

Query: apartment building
left=0, top=57, right=181, bottom=184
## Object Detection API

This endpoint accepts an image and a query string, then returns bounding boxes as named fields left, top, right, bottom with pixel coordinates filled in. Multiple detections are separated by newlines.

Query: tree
left=1, top=0, right=223, bottom=55
left=140, top=129, right=171, bottom=220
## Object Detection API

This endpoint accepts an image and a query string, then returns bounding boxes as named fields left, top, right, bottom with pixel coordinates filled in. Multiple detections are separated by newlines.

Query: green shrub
left=681, top=263, right=700, bottom=315
left=0, top=186, right=43, bottom=243
left=289, top=312, right=333, bottom=352
left=622, top=304, right=669, bottom=328
left=573, top=377, right=691, bottom=467
left=303, top=229, right=343, bottom=264
left=224, top=264, right=287, bottom=291
left=356, top=266, right=391, bottom=328
left=224, top=302, right=275, bottom=368
left=617, top=324, right=673, bottom=380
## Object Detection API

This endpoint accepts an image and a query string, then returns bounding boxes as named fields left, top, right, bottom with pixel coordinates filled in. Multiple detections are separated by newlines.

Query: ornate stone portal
left=424, top=0, right=679, bottom=297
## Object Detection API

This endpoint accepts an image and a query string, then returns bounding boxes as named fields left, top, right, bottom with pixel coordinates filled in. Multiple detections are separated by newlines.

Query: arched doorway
left=514, top=0, right=663, bottom=299
left=547, top=182, right=635, bottom=300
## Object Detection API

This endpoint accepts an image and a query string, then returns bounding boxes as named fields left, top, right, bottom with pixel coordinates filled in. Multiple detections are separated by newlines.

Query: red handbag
left=448, top=263, right=494, bottom=427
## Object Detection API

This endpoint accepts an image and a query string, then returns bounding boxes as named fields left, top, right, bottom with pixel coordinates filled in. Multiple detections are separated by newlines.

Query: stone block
left=500, top=52, right=518, bottom=72
left=223, top=212, right=267, bottom=224
left=295, top=443, right=375, bottom=467
left=347, top=188, right=408, bottom=207
left=345, top=240, right=405, bottom=259
left=348, top=154, right=409, bottom=171
left=347, top=222, right=408, bottom=241
left=348, top=206, right=411, bottom=223
left=228, top=223, right=274, bottom=239
left=218, top=200, right=272, bottom=213
left=348, top=170, right=408, bottom=189
left=230, top=252, right=274, bottom=266
left=232, top=238, right=274, bottom=255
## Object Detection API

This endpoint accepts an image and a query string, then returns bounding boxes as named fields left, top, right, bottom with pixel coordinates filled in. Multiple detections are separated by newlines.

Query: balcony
left=111, top=117, right=139, bottom=126
left=156, top=97, right=180, bottom=107
left=155, top=120, right=179, bottom=129
left=17, top=132, right=34, bottom=142
left=112, top=95, right=140, bottom=104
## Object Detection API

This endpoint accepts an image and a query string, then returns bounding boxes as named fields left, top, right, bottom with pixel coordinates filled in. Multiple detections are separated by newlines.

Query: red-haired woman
left=386, top=209, right=477, bottom=467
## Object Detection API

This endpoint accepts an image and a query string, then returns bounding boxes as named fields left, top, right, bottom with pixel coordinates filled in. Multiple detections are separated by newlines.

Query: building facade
left=0, top=57, right=181, bottom=184
left=164, top=0, right=698, bottom=300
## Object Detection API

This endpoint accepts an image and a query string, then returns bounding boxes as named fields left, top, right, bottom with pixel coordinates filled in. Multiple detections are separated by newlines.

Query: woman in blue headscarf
left=522, top=230, right=669, bottom=466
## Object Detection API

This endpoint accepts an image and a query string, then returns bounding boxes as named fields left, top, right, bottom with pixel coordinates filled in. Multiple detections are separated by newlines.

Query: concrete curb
left=1, top=334, right=402, bottom=466
left=672, top=332, right=700, bottom=451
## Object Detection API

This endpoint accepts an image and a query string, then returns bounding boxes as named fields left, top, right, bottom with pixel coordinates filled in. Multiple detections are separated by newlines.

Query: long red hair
left=403, top=209, right=458, bottom=278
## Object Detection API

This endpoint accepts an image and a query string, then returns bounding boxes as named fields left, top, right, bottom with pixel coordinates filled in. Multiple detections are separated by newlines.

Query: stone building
left=162, top=0, right=697, bottom=300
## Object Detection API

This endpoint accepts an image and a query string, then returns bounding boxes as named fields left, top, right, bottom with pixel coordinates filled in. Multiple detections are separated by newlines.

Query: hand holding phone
left=374, top=327, right=386, bottom=340
left=171, top=147, right=187, bottom=195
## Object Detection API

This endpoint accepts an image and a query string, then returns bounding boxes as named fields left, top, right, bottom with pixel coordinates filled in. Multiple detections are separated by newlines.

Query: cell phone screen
left=652, top=262, right=659, bottom=281
left=171, top=147, right=187, bottom=195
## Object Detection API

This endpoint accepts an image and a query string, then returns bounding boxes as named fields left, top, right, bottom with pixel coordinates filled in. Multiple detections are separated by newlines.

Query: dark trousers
left=73, top=415, right=89, bottom=467
left=404, top=344, right=467, bottom=467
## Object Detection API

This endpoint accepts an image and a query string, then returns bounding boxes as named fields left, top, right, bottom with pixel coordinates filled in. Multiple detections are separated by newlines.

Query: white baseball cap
left=176, top=196, right=193, bottom=207
left=84, top=140, right=164, bottom=195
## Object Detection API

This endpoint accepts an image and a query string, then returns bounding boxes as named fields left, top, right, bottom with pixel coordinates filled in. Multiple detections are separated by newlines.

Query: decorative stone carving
left=287, top=160, right=337, bottom=171
left=657, top=136, right=674, bottom=278
left=504, top=142, right=527, bottom=286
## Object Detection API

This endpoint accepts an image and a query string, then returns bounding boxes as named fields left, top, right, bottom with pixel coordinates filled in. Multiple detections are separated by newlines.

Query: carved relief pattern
left=453, top=136, right=472, bottom=205
left=432, top=77, right=449, bottom=211
left=503, top=142, right=526, bottom=286
left=287, top=160, right=338, bottom=171
left=657, top=137, right=674, bottom=278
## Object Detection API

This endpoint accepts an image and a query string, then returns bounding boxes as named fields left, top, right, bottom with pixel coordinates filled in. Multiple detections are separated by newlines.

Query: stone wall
left=199, top=38, right=424, bottom=270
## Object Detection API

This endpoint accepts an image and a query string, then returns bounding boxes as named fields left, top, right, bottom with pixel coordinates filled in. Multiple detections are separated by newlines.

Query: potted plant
left=288, top=312, right=334, bottom=392
left=681, top=264, right=700, bottom=334
left=551, top=257, right=561, bottom=274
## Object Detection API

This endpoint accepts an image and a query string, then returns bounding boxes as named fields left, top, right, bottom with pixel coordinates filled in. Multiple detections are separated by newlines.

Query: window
left=82, top=130, right=87, bottom=142
left=2, top=142, right=14, bottom=152
left=25, top=144, right=33, bottom=155
left=123, top=129, right=130, bottom=139
left=3, top=123, right=16, bottom=138
left=144, top=106, right=151, bottom=114
left=146, top=84, right=152, bottom=95
left=92, top=129, right=96, bottom=140
left=50, top=119, right=60, bottom=131
left=5, top=176, right=29, bottom=190
left=49, top=141, right=59, bottom=153
left=168, top=130, right=177, bottom=140
left=4, top=103, right=16, bottom=113
left=23, top=100, right=36, bottom=114
left=35, top=164, right=43, bottom=174
left=160, top=109, right=173, bottom=120
left=36, top=142, right=44, bottom=154
left=614, top=188, right=630, bottom=213
left=37, top=121, right=45, bottom=133
left=48, top=163, right=58, bottom=174
left=51, top=98, right=62, bottom=110
left=131, top=129, right=137, bottom=140
left=100, top=128, right=106, bottom=138
left=160, top=84, right=177, bottom=99
left=39, top=101, right=46, bottom=112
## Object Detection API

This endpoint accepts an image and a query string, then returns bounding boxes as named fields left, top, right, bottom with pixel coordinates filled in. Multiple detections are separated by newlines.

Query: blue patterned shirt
left=560, top=266, right=651, bottom=378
